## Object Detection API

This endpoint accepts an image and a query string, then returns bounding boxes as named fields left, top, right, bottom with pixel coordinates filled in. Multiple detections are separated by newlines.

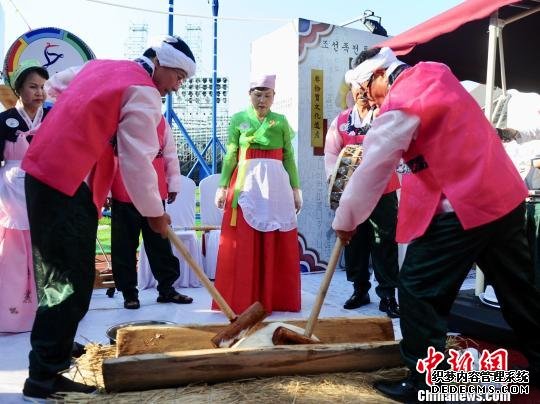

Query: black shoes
left=379, top=296, right=400, bottom=318
left=374, top=373, right=423, bottom=403
left=23, top=375, right=96, bottom=400
left=105, top=287, right=116, bottom=298
left=122, top=289, right=140, bottom=310
left=122, top=289, right=194, bottom=307
left=343, top=292, right=400, bottom=318
left=343, top=292, right=370, bottom=310
left=157, top=291, right=193, bottom=304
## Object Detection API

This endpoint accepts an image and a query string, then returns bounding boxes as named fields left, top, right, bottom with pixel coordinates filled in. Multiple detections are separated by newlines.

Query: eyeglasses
left=359, top=74, right=374, bottom=98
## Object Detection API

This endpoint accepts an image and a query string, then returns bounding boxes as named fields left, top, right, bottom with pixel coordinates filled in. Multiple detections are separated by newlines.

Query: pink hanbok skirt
left=0, top=228, right=37, bottom=332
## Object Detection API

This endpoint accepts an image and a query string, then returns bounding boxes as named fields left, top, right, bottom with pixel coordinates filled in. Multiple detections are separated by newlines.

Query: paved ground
left=0, top=267, right=476, bottom=403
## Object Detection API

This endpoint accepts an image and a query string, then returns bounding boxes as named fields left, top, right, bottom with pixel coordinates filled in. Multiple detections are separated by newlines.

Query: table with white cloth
left=137, top=229, right=203, bottom=289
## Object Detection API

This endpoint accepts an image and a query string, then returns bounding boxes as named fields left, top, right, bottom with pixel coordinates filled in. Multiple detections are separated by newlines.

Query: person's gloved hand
left=293, top=188, right=303, bottom=213
left=215, top=187, right=228, bottom=209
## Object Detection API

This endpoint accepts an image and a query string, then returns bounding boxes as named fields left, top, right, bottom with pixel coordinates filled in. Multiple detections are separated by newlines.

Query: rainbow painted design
left=3, top=27, right=95, bottom=88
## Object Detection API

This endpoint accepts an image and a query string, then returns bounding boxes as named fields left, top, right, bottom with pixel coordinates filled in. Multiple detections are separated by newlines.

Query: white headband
left=148, top=35, right=196, bottom=78
left=344, top=47, right=400, bottom=85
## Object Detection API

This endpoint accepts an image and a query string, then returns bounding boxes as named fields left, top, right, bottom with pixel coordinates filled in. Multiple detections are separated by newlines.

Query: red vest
left=22, top=60, right=157, bottom=212
left=336, top=108, right=400, bottom=194
left=111, top=118, right=168, bottom=202
left=379, top=62, right=527, bottom=243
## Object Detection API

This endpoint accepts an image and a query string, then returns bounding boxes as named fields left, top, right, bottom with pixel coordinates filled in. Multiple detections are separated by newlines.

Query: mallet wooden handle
left=304, top=238, right=344, bottom=337
left=167, top=227, right=235, bottom=320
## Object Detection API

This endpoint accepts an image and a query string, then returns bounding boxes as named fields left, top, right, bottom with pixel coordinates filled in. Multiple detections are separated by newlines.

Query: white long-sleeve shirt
left=46, top=63, right=166, bottom=217
left=162, top=121, right=181, bottom=192
left=332, top=110, right=420, bottom=232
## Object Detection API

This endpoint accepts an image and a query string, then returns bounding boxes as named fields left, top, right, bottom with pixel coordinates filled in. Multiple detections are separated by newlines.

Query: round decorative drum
left=3, top=27, right=95, bottom=88
left=327, top=144, right=363, bottom=210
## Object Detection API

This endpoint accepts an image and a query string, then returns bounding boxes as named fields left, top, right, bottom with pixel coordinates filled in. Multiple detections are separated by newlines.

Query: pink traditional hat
left=249, top=73, right=276, bottom=90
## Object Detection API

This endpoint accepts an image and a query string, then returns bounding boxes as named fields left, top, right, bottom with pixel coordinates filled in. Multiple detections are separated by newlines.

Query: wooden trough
left=102, top=317, right=402, bottom=393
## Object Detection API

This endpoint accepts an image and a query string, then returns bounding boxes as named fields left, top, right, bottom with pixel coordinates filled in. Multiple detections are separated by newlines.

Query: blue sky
left=1, top=0, right=463, bottom=111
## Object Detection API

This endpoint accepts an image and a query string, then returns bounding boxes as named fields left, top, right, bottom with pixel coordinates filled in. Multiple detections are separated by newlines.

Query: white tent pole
left=484, top=13, right=499, bottom=122
left=491, top=24, right=507, bottom=128
left=498, top=29, right=507, bottom=95
left=476, top=12, right=500, bottom=296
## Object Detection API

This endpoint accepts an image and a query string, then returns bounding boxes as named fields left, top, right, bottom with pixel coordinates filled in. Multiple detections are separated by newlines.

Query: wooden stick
left=167, top=228, right=235, bottom=320
left=272, top=238, right=344, bottom=346
left=167, top=228, right=267, bottom=347
left=304, top=238, right=344, bottom=337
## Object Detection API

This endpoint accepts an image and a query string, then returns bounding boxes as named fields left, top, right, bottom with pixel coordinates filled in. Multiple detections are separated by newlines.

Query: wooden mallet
left=167, top=228, right=267, bottom=347
left=272, top=238, right=344, bottom=345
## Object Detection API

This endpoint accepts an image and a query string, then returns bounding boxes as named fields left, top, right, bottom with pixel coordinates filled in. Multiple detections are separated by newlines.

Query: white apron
left=0, top=157, right=29, bottom=229
left=238, top=158, right=297, bottom=232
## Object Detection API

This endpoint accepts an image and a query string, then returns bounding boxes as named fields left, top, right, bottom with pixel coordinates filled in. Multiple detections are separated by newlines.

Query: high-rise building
left=172, top=24, right=229, bottom=179
left=123, top=23, right=148, bottom=61
left=184, top=24, right=206, bottom=76
left=173, top=75, right=229, bottom=178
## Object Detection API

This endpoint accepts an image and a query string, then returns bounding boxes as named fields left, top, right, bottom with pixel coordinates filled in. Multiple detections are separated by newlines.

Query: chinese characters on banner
left=311, top=69, right=324, bottom=148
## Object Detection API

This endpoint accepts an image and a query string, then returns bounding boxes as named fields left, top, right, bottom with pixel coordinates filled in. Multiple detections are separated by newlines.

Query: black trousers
left=111, top=199, right=179, bottom=296
left=345, top=191, right=399, bottom=299
left=399, top=203, right=540, bottom=374
left=25, top=175, right=97, bottom=381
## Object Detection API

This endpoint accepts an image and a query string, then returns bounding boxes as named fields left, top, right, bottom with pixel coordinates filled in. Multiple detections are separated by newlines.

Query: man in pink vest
left=20, top=36, right=196, bottom=400
left=333, top=47, right=540, bottom=402
left=110, top=116, right=192, bottom=309
left=324, top=60, right=403, bottom=318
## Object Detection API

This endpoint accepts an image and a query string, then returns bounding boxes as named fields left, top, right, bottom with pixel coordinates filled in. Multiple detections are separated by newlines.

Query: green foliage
left=96, top=217, right=111, bottom=254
